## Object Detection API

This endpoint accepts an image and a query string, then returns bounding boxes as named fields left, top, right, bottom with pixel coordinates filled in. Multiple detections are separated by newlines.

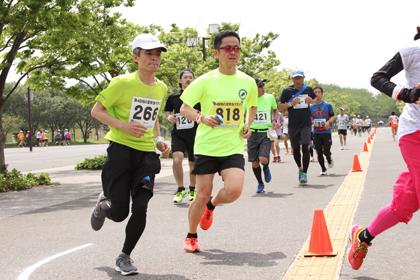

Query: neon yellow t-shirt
left=250, top=93, right=277, bottom=130
left=181, top=69, right=258, bottom=156
left=95, top=72, right=168, bottom=152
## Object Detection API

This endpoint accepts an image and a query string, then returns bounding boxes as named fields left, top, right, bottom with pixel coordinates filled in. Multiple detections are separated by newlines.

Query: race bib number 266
left=129, top=97, right=161, bottom=128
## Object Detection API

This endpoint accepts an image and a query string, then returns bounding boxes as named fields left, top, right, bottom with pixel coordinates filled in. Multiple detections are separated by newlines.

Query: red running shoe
left=199, top=207, right=214, bottom=230
left=348, top=225, right=371, bottom=270
left=184, top=237, right=200, bottom=253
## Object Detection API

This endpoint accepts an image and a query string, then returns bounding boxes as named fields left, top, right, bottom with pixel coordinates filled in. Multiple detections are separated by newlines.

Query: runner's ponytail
left=414, top=26, right=420, bottom=41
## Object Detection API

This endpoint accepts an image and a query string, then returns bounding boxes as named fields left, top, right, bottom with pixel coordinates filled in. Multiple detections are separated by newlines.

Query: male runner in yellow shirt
left=90, top=33, right=169, bottom=275
left=180, top=31, right=257, bottom=253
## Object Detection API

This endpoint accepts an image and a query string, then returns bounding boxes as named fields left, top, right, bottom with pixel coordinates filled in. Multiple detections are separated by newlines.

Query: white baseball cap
left=131, top=34, right=167, bottom=52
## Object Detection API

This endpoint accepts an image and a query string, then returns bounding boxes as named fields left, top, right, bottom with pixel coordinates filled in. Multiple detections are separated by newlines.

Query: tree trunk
left=83, top=122, right=89, bottom=143
left=72, top=127, right=76, bottom=142
left=95, top=126, right=99, bottom=141
left=0, top=106, right=7, bottom=173
left=0, top=116, right=5, bottom=173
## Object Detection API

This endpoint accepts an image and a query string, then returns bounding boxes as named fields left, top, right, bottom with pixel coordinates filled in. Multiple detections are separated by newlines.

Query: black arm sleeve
left=163, top=95, right=173, bottom=112
left=370, top=52, right=404, bottom=97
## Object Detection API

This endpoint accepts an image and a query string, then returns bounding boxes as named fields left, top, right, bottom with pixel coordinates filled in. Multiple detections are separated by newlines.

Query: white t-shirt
left=398, top=40, right=420, bottom=140
left=282, top=116, right=289, bottom=134
left=337, top=114, right=349, bottom=130
left=389, top=115, right=399, bottom=125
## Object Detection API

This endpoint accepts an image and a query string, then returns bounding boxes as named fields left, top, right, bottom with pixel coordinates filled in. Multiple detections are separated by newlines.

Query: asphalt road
left=1, top=128, right=419, bottom=280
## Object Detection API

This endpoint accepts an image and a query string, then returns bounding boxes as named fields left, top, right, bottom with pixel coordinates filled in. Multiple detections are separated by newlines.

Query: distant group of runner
left=87, top=27, right=420, bottom=276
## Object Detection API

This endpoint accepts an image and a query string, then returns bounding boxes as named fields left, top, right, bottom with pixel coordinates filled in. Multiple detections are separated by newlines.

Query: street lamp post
left=187, top=24, right=220, bottom=62
left=26, top=86, right=33, bottom=152
left=202, top=37, right=210, bottom=61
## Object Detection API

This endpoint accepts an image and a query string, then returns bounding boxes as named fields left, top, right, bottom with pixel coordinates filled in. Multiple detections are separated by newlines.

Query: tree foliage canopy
left=0, top=3, right=401, bottom=173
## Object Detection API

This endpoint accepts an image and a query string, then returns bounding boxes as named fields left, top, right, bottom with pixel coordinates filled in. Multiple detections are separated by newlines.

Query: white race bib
left=129, top=97, right=161, bottom=128
left=313, top=118, right=327, bottom=128
left=293, top=94, right=309, bottom=109
left=176, top=113, right=194, bottom=130
left=254, top=110, right=269, bottom=124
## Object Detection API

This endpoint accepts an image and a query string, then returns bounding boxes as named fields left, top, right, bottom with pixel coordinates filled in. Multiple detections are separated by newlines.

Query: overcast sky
left=118, top=0, right=420, bottom=92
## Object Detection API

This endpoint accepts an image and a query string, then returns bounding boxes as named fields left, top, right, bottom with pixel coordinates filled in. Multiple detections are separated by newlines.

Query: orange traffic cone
left=352, top=154, right=362, bottom=172
left=367, top=137, right=371, bottom=144
left=304, top=209, right=337, bottom=256
left=363, top=142, right=369, bottom=152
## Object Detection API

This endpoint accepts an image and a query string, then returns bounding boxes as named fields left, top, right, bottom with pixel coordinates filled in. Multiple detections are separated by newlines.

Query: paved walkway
left=1, top=127, right=419, bottom=280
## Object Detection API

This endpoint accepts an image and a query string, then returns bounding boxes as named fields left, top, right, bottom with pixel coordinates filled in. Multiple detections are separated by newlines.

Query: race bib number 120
left=176, top=113, right=194, bottom=130
left=129, top=97, right=161, bottom=128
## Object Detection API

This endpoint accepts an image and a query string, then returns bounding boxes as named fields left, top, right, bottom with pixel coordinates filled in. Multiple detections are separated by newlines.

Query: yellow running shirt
left=181, top=69, right=257, bottom=156
left=249, top=93, right=277, bottom=130
left=95, top=72, right=168, bottom=152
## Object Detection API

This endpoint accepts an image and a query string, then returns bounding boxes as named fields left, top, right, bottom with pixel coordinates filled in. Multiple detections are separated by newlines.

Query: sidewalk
left=0, top=158, right=187, bottom=220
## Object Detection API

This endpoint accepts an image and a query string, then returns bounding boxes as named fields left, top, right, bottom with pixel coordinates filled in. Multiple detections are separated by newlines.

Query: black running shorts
left=101, top=142, right=161, bottom=202
left=171, top=133, right=195, bottom=162
left=192, top=154, right=245, bottom=175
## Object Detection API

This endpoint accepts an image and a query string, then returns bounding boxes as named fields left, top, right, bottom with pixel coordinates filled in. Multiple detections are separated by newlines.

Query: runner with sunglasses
left=179, top=31, right=257, bottom=253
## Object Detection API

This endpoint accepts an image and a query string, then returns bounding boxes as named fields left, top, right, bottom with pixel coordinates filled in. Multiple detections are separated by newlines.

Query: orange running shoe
left=348, top=225, right=371, bottom=270
left=199, top=207, right=214, bottom=230
left=184, top=237, right=200, bottom=253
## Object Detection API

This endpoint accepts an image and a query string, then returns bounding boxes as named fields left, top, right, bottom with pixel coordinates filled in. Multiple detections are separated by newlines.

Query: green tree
left=2, top=114, right=23, bottom=143
left=73, top=101, right=100, bottom=143
left=0, top=0, right=134, bottom=172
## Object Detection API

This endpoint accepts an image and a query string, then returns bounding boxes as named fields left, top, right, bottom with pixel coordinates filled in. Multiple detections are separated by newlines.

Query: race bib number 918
left=212, top=101, right=242, bottom=128
left=129, top=97, right=161, bottom=128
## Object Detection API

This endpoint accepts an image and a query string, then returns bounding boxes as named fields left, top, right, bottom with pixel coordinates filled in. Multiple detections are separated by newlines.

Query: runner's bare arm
left=326, top=115, right=336, bottom=129
left=242, top=106, right=256, bottom=138
left=153, top=118, right=170, bottom=154
left=164, top=111, right=177, bottom=124
left=278, top=98, right=299, bottom=110
left=180, top=103, right=218, bottom=127
left=91, top=101, right=147, bottom=137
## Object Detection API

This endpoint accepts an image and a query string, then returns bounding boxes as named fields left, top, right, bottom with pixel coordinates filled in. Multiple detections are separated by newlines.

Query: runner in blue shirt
left=310, top=87, right=335, bottom=175
left=278, top=70, right=316, bottom=184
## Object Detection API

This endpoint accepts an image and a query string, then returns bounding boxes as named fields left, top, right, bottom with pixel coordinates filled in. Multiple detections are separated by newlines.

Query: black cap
left=254, top=78, right=267, bottom=86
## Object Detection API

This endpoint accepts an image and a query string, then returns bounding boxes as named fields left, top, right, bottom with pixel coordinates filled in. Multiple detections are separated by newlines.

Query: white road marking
left=17, top=243, right=94, bottom=280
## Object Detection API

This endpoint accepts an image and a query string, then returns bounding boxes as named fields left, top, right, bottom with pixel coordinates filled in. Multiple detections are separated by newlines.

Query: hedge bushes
left=75, top=155, right=106, bottom=170
left=0, top=169, right=51, bottom=193
left=75, top=152, right=172, bottom=171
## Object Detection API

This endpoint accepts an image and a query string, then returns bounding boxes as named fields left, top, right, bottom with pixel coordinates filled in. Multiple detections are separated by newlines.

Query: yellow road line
left=282, top=138, right=375, bottom=280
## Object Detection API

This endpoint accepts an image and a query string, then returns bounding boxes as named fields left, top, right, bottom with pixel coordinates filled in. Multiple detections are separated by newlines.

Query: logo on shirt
left=238, top=89, right=247, bottom=102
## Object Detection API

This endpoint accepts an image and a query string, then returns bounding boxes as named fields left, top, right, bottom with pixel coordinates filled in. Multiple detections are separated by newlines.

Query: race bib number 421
left=254, top=110, right=269, bottom=124
left=129, top=97, right=161, bottom=128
